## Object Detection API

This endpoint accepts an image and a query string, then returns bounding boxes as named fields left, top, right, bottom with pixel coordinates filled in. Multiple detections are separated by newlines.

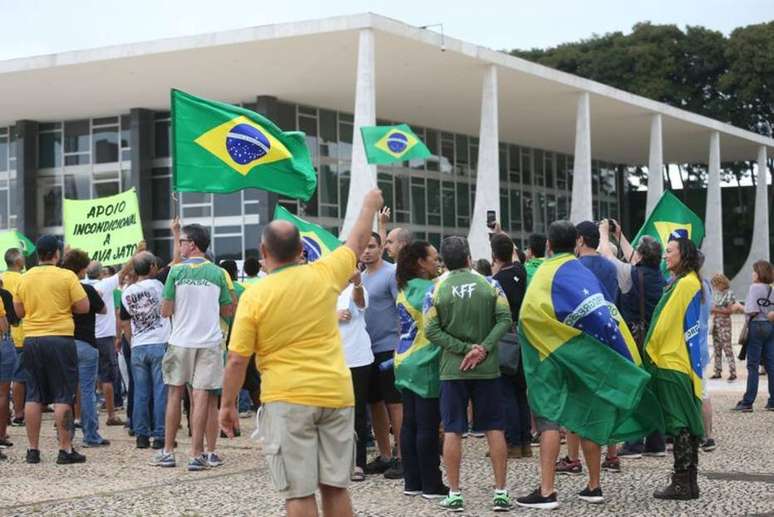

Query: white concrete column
left=569, top=92, right=592, bottom=223
left=646, top=113, right=664, bottom=216
left=468, top=65, right=500, bottom=260
left=701, top=131, right=724, bottom=275
left=731, top=145, right=771, bottom=296
left=340, top=29, right=377, bottom=240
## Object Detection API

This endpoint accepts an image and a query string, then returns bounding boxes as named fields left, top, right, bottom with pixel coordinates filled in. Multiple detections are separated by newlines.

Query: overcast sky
left=1, top=0, right=772, bottom=61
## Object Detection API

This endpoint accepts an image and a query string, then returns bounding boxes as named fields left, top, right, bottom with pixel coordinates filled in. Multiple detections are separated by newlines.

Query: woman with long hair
left=733, top=260, right=773, bottom=412
left=645, top=232, right=704, bottom=500
left=393, top=240, right=448, bottom=499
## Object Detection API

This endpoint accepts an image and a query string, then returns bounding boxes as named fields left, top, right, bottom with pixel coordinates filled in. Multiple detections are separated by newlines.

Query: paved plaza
left=1, top=329, right=773, bottom=516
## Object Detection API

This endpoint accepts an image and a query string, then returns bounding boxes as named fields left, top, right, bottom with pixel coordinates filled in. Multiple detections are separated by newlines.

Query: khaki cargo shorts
left=259, top=402, right=355, bottom=499
left=162, top=344, right=224, bottom=390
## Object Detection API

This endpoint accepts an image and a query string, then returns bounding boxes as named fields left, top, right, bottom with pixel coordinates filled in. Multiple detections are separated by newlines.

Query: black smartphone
left=486, top=210, right=497, bottom=229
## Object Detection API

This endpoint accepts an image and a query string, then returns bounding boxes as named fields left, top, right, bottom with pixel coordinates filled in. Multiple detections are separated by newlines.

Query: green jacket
left=424, top=269, right=513, bottom=381
left=524, top=257, right=545, bottom=285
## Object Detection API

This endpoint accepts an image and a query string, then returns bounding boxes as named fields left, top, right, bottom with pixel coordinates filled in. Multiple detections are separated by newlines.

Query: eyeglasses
left=178, top=238, right=192, bottom=245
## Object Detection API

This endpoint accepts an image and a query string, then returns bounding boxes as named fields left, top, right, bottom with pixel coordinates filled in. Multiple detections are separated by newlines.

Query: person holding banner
left=14, top=235, right=90, bottom=465
left=219, top=188, right=384, bottom=517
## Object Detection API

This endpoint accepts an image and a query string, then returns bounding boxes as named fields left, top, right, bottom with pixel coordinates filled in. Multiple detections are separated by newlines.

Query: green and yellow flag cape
left=172, top=89, right=317, bottom=200
left=394, top=278, right=440, bottom=399
left=273, top=205, right=341, bottom=263
left=360, top=124, right=432, bottom=164
left=643, top=272, right=705, bottom=437
left=519, top=253, right=662, bottom=444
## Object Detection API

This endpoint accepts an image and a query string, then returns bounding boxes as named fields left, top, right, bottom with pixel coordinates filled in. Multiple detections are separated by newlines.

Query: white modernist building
left=0, top=13, right=771, bottom=292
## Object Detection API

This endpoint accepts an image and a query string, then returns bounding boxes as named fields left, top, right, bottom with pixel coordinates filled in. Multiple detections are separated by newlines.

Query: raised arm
left=345, top=190, right=384, bottom=258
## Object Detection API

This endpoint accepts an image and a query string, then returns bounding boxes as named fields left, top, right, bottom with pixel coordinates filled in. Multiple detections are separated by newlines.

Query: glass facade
left=8, top=98, right=621, bottom=262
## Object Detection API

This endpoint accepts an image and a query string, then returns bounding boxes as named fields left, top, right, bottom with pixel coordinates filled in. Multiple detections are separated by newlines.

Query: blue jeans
left=238, top=389, right=252, bottom=413
left=400, top=389, right=444, bottom=494
left=75, top=340, right=103, bottom=444
left=0, top=338, right=16, bottom=383
left=742, top=321, right=774, bottom=406
left=500, top=374, right=531, bottom=446
left=131, top=343, right=167, bottom=439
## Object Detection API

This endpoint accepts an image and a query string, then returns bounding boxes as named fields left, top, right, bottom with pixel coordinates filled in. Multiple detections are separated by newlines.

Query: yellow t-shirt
left=229, top=246, right=356, bottom=409
left=14, top=265, right=87, bottom=338
left=2, top=271, right=24, bottom=347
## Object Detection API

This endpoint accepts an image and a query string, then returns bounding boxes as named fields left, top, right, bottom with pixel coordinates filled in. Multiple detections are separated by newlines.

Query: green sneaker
left=493, top=490, right=513, bottom=512
left=439, top=492, right=464, bottom=512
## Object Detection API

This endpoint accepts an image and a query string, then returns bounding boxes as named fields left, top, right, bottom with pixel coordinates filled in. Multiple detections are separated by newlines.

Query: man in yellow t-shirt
left=2, top=247, right=27, bottom=425
left=219, top=189, right=384, bottom=517
left=13, top=235, right=89, bottom=465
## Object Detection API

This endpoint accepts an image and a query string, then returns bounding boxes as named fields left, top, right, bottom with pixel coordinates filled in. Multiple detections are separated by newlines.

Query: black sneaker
left=364, top=455, right=391, bottom=474
left=151, top=438, right=165, bottom=450
left=516, top=488, right=559, bottom=510
left=57, top=449, right=86, bottom=464
left=578, top=486, right=604, bottom=504
left=732, top=401, right=753, bottom=412
left=701, top=438, right=717, bottom=452
left=136, top=436, right=150, bottom=449
left=12, top=417, right=25, bottom=427
left=384, top=458, right=404, bottom=479
left=618, top=444, right=643, bottom=459
left=0, top=437, right=13, bottom=448
left=26, top=448, right=41, bottom=464
left=422, top=485, right=450, bottom=500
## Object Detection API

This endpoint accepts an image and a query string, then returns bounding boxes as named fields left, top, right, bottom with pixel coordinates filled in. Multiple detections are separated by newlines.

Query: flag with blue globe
left=360, top=123, right=432, bottom=164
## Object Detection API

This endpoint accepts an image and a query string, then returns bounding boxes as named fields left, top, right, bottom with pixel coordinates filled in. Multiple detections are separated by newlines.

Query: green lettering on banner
left=63, top=188, right=144, bottom=266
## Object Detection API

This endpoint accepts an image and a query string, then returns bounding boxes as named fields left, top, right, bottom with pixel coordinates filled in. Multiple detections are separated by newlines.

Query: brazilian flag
left=0, top=230, right=36, bottom=272
left=643, top=272, right=705, bottom=437
left=519, top=253, right=663, bottom=444
left=172, top=89, right=317, bottom=200
left=394, top=278, right=440, bottom=399
left=273, top=205, right=341, bottom=263
left=634, top=191, right=705, bottom=249
left=360, top=124, right=432, bottom=164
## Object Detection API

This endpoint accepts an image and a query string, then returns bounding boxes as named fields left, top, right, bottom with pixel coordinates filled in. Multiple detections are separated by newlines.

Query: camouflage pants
left=712, top=316, right=736, bottom=376
left=672, top=428, right=700, bottom=472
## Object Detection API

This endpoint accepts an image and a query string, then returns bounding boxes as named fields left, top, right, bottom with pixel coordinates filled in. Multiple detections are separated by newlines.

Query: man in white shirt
left=84, top=261, right=124, bottom=426
left=337, top=270, right=374, bottom=481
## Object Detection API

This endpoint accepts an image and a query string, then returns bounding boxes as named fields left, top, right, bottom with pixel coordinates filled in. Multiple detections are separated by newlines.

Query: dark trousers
left=625, top=431, right=666, bottom=453
left=350, top=364, right=371, bottom=469
left=501, top=374, right=531, bottom=446
left=400, top=389, right=443, bottom=494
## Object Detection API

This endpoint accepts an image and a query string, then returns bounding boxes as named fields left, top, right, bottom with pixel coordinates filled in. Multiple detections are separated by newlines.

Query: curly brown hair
left=61, top=249, right=91, bottom=275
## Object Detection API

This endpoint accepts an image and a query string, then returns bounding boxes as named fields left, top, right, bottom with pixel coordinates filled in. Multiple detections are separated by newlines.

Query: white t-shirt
left=120, top=279, right=171, bottom=348
left=84, top=273, right=120, bottom=339
left=337, top=284, right=374, bottom=368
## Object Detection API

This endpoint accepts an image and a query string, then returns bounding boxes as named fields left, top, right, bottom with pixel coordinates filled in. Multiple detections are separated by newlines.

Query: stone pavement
left=1, top=317, right=772, bottom=516
left=1, top=387, right=772, bottom=516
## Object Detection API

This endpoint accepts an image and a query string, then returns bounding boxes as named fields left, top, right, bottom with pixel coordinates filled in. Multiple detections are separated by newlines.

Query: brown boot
left=507, top=446, right=523, bottom=459
left=521, top=443, right=533, bottom=458
left=654, top=470, right=695, bottom=500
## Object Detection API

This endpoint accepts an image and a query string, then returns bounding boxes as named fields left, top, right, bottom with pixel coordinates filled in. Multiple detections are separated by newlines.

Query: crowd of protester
left=0, top=188, right=772, bottom=516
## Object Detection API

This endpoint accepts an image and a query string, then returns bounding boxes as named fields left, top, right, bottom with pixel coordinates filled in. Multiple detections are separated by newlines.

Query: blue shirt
left=362, top=261, right=400, bottom=354
left=699, top=279, right=713, bottom=371
left=578, top=255, right=619, bottom=303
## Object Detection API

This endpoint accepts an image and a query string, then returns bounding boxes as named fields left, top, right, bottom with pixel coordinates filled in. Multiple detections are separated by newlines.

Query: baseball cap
left=668, top=228, right=689, bottom=242
left=35, top=235, right=62, bottom=257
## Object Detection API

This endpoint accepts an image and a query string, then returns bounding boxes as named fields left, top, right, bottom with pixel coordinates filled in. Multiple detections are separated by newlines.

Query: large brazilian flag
left=643, top=272, right=705, bottom=437
left=394, top=278, right=440, bottom=399
left=519, top=253, right=663, bottom=444
left=172, top=89, right=317, bottom=200
left=273, top=205, right=341, bottom=263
